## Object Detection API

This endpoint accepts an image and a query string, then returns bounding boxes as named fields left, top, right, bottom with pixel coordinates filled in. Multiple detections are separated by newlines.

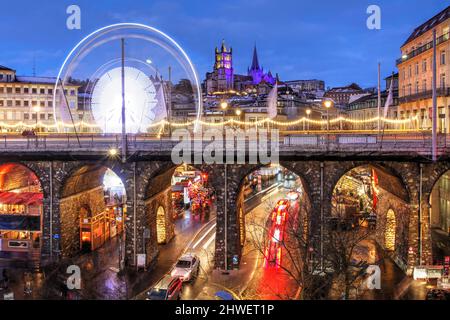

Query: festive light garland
left=0, top=115, right=418, bottom=131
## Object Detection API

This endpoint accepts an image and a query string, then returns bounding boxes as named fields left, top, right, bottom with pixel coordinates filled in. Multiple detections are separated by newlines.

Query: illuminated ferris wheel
left=91, top=66, right=158, bottom=134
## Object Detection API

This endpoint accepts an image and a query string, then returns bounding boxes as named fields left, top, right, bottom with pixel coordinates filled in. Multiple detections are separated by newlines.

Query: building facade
left=346, top=74, right=400, bottom=130
left=324, top=83, right=367, bottom=107
left=0, top=65, right=79, bottom=133
left=397, top=6, right=450, bottom=132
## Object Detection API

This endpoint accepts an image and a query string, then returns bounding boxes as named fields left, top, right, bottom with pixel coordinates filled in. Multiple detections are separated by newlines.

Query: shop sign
left=137, top=254, right=146, bottom=267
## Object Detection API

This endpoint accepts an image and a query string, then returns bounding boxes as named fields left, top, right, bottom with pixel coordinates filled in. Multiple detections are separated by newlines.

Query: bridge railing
left=0, top=132, right=448, bottom=156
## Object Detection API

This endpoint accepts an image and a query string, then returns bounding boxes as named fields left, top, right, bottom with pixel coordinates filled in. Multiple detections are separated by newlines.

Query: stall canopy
left=0, top=192, right=43, bottom=206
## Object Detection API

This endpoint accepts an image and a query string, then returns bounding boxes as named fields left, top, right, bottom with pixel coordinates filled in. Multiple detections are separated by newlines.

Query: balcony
left=396, top=32, right=449, bottom=65
left=399, top=87, right=450, bottom=103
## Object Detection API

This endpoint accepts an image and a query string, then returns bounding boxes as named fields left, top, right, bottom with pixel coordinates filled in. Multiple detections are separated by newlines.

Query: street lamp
left=33, top=105, right=40, bottom=132
left=323, top=100, right=333, bottom=132
left=306, top=109, right=311, bottom=132
left=108, top=148, right=118, bottom=157
left=220, top=100, right=229, bottom=272
left=220, top=101, right=228, bottom=126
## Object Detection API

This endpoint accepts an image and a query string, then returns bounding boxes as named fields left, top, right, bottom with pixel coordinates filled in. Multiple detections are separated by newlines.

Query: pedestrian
left=2, top=269, right=9, bottom=290
left=24, top=272, right=33, bottom=295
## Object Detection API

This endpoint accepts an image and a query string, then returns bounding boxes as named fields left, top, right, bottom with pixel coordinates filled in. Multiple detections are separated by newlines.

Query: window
left=48, top=88, right=53, bottom=95
left=422, top=59, right=427, bottom=72
left=32, top=101, right=37, bottom=106
left=441, top=50, right=446, bottom=65
left=40, top=114, right=45, bottom=120
left=441, top=73, right=446, bottom=89
left=0, top=87, right=3, bottom=93
left=48, top=101, right=53, bottom=107
left=0, top=100, right=3, bottom=107
left=40, top=88, right=45, bottom=94
left=23, top=87, right=29, bottom=94
left=6, top=87, right=12, bottom=94
left=15, top=87, right=21, bottom=94
left=423, top=79, right=427, bottom=91
left=40, top=101, right=45, bottom=107
left=31, top=114, right=37, bottom=120
left=408, top=65, right=412, bottom=77
left=47, top=113, right=53, bottom=120
left=415, top=62, right=419, bottom=75
left=15, top=100, right=21, bottom=107
left=24, top=100, right=29, bottom=107
left=24, top=113, right=29, bottom=120
left=415, top=81, right=419, bottom=93
left=32, top=88, right=37, bottom=94
left=6, top=100, right=12, bottom=107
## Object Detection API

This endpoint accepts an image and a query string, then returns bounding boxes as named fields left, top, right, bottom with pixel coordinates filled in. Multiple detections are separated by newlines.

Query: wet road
left=1, top=208, right=214, bottom=300
left=135, top=217, right=217, bottom=300
left=241, top=186, right=300, bottom=300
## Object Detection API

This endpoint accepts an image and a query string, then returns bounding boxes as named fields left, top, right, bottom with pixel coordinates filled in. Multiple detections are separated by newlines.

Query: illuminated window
left=156, top=206, right=166, bottom=244
left=385, top=209, right=396, bottom=251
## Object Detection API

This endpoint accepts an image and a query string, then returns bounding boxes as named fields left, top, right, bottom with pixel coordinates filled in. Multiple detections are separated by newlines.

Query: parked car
left=171, top=253, right=200, bottom=282
left=426, top=289, right=450, bottom=300
left=146, top=275, right=182, bottom=300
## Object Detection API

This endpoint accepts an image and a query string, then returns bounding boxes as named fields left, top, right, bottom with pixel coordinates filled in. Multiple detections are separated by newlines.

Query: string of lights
left=0, top=115, right=418, bottom=131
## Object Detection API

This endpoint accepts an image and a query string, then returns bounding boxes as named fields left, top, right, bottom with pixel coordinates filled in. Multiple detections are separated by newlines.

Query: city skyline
left=0, top=0, right=447, bottom=88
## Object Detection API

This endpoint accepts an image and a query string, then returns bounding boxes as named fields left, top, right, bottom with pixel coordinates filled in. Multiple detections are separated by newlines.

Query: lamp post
left=306, top=109, right=311, bottom=132
left=220, top=100, right=229, bottom=272
left=323, top=100, right=333, bottom=132
left=235, top=109, right=242, bottom=130
left=33, top=105, right=40, bottom=133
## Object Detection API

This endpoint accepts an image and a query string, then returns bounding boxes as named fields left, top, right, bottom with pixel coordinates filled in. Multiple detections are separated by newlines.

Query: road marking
left=192, top=223, right=216, bottom=249
left=202, top=232, right=216, bottom=250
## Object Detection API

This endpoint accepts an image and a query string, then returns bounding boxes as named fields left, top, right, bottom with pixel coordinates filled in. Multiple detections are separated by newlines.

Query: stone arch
left=141, top=161, right=215, bottom=266
left=58, top=162, right=127, bottom=258
left=0, top=162, right=45, bottom=265
left=224, top=163, right=313, bottom=269
left=329, top=162, right=412, bottom=270
left=425, top=162, right=450, bottom=264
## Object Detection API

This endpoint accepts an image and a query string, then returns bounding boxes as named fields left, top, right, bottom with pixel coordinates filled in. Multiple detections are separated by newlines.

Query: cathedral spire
left=250, top=44, right=260, bottom=71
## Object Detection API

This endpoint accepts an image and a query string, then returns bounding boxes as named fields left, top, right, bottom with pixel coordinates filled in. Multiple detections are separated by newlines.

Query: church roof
left=250, top=45, right=260, bottom=71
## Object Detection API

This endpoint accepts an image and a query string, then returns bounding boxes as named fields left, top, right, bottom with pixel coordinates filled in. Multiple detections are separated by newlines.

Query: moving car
left=171, top=253, right=200, bottom=282
left=146, top=275, right=182, bottom=300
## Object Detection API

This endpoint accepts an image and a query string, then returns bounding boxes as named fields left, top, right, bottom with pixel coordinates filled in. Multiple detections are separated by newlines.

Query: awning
left=0, top=192, right=43, bottom=206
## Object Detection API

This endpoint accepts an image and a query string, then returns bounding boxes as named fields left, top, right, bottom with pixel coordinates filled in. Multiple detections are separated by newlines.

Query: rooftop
left=402, top=5, right=450, bottom=47
left=0, top=65, right=14, bottom=72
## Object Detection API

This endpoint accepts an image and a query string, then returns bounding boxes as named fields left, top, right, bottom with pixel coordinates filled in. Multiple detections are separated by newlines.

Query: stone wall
left=375, top=188, right=410, bottom=271
left=59, top=186, right=106, bottom=257
left=145, top=186, right=174, bottom=265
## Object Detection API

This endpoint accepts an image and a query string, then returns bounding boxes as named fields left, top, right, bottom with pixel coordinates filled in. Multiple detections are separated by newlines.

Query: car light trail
left=192, top=223, right=216, bottom=249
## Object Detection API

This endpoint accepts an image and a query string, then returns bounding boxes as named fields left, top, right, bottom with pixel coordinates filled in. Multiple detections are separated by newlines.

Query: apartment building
left=397, top=6, right=450, bottom=132
left=0, top=65, right=79, bottom=133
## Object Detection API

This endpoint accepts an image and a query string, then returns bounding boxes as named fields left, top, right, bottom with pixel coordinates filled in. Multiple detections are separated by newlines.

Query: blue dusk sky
left=0, top=0, right=447, bottom=88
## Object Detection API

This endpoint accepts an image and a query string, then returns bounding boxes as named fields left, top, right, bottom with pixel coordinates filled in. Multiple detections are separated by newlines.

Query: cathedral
left=204, top=40, right=276, bottom=94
